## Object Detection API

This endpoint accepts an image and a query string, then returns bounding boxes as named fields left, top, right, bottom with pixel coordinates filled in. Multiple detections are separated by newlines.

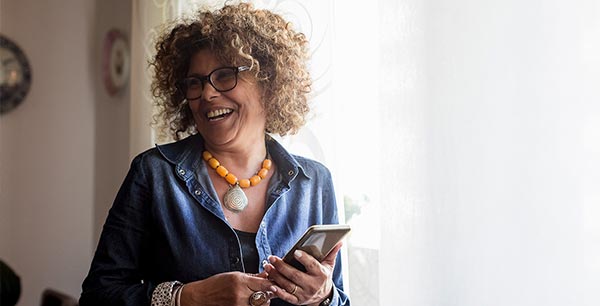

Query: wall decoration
left=103, top=29, right=130, bottom=96
left=0, top=34, right=32, bottom=114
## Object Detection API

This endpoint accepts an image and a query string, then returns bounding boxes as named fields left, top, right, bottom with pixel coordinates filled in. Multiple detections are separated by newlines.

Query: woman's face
left=187, top=49, right=266, bottom=149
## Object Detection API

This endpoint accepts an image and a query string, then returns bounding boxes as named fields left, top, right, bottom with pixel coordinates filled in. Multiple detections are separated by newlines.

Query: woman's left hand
left=263, top=242, right=342, bottom=306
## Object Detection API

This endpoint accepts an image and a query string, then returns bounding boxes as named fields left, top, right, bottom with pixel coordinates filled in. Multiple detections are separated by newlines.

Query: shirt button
left=288, top=170, right=294, bottom=176
left=194, top=189, right=201, bottom=195
left=262, top=260, right=269, bottom=267
left=178, top=169, right=186, bottom=176
left=233, top=256, right=240, bottom=264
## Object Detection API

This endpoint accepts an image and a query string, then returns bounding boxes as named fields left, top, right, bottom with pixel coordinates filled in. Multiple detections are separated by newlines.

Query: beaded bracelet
left=151, top=281, right=182, bottom=306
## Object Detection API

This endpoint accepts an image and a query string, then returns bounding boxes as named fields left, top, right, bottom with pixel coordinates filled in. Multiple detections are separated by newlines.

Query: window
left=146, top=1, right=600, bottom=305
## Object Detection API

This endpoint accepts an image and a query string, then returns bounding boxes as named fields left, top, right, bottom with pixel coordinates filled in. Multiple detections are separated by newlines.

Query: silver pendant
left=223, top=184, right=248, bottom=212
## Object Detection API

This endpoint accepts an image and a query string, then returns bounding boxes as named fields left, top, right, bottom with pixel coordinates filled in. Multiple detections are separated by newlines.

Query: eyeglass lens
left=181, top=67, right=239, bottom=100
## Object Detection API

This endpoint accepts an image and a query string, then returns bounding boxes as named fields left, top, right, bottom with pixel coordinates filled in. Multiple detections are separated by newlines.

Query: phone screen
left=282, top=224, right=351, bottom=272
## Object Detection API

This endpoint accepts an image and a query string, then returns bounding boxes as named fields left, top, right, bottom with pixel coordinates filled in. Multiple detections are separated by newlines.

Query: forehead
left=187, top=49, right=223, bottom=75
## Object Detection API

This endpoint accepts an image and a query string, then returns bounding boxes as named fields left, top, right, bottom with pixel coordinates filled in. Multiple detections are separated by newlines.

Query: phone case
left=282, top=224, right=351, bottom=272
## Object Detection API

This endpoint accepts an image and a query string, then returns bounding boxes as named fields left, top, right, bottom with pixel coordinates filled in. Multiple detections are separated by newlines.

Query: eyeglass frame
left=176, top=66, right=250, bottom=100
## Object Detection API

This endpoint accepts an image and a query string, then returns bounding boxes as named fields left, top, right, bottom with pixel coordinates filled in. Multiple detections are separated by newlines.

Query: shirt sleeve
left=79, top=154, right=157, bottom=305
left=321, top=167, right=351, bottom=306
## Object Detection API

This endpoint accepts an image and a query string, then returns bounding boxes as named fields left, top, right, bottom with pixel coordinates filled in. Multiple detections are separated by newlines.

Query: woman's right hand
left=179, top=272, right=276, bottom=306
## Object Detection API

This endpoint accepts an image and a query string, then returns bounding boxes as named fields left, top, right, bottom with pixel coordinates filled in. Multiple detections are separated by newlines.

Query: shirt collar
left=155, top=134, right=310, bottom=184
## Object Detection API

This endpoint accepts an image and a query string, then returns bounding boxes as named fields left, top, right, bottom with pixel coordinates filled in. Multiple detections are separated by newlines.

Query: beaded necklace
left=202, top=150, right=272, bottom=212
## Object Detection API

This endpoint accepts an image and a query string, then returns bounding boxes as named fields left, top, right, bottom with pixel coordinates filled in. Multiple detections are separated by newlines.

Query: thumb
left=253, top=271, right=269, bottom=279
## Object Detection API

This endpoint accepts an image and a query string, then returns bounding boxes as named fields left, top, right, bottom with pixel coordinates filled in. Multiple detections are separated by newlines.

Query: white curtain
left=130, top=0, right=182, bottom=158
left=135, top=0, right=600, bottom=305
left=365, top=0, right=600, bottom=305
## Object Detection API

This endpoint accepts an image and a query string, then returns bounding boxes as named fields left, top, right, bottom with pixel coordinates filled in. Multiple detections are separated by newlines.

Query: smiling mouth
left=206, top=108, right=233, bottom=121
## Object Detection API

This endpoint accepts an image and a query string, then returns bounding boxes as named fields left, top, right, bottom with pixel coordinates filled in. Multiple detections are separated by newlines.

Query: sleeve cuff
left=151, top=281, right=182, bottom=306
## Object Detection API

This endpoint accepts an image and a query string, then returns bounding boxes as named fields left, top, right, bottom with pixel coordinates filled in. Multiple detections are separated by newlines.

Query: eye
left=213, top=69, right=236, bottom=82
left=184, top=77, right=203, bottom=88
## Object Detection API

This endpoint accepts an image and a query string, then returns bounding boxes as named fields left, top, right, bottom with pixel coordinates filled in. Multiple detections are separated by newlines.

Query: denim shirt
left=80, top=134, right=349, bottom=306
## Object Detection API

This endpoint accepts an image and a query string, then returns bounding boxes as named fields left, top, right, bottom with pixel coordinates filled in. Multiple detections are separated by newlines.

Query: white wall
left=0, top=0, right=131, bottom=305
left=93, top=0, right=132, bottom=243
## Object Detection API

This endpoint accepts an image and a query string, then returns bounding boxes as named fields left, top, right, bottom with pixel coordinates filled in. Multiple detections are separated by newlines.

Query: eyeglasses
left=177, top=66, right=250, bottom=100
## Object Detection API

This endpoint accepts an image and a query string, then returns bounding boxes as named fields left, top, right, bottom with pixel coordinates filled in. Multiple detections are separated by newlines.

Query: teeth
left=207, top=108, right=233, bottom=119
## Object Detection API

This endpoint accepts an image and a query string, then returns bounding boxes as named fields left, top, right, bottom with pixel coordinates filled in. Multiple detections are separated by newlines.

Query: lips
left=206, top=108, right=233, bottom=121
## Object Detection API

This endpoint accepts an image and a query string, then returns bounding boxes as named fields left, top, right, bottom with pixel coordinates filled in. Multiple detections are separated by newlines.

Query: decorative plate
left=0, top=35, right=32, bottom=114
left=103, top=29, right=130, bottom=96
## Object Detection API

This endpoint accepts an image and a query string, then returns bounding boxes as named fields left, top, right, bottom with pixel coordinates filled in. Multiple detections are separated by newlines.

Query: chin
left=199, top=130, right=236, bottom=145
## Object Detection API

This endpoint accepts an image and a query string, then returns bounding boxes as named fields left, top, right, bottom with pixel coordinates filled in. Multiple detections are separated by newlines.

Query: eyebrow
left=185, top=72, right=206, bottom=78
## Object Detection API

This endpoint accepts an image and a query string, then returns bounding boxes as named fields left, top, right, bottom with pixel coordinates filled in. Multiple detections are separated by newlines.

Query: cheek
left=188, top=102, right=199, bottom=114
left=188, top=103, right=202, bottom=120
left=250, top=93, right=266, bottom=115
left=250, top=100, right=266, bottom=118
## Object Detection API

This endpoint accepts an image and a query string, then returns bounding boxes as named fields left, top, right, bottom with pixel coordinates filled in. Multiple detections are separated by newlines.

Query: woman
left=80, top=3, right=349, bottom=306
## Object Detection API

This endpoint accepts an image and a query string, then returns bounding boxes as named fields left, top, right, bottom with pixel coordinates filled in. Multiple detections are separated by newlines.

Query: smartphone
left=282, top=224, right=351, bottom=272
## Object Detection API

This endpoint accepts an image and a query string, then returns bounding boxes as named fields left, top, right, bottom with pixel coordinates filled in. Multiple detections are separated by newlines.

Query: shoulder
left=130, top=146, right=165, bottom=167
left=266, top=136, right=333, bottom=181
left=130, top=134, right=203, bottom=169
left=292, top=154, right=333, bottom=180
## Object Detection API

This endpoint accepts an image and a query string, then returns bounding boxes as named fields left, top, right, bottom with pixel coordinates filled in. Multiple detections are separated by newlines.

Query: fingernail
left=270, top=286, right=278, bottom=292
left=294, top=250, right=302, bottom=258
left=269, top=256, right=277, bottom=263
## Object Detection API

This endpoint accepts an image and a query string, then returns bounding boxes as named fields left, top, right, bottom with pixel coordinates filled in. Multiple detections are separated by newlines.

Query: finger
left=263, top=291, right=277, bottom=306
left=291, top=249, right=324, bottom=276
left=245, top=273, right=278, bottom=293
left=272, top=283, right=301, bottom=305
left=262, top=263, right=280, bottom=279
left=321, top=241, right=343, bottom=269
left=253, top=271, right=269, bottom=279
left=265, top=290, right=277, bottom=300
left=268, top=255, right=305, bottom=283
left=263, top=262, right=297, bottom=293
left=262, top=269, right=301, bottom=306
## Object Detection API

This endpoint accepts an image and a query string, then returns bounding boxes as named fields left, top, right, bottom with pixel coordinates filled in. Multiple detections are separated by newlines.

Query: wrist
left=173, top=283, right=185, bottom=306
left=318, top=288, right=334, bottom=306
left=308, top=287, right=333, bottom=306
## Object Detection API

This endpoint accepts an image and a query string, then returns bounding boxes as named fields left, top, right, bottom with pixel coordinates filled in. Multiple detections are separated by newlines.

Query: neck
left=203, top=135, right=268, bottom=176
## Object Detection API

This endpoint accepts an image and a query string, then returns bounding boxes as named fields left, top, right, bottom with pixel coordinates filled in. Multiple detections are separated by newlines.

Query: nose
left=200, top=81, right=220, bottom=102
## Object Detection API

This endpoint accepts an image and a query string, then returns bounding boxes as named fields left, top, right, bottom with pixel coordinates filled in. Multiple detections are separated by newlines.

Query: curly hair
left=150, top=2, right=312, bottom=140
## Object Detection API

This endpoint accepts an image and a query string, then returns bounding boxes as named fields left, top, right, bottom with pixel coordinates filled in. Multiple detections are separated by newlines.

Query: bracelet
left=319, top=296, right=332, bottom=306
left=175, top=284, right=186, bottom=306
left=151, top=281, right=182, bottom=306
left=318, top=289, right=334, bottom=306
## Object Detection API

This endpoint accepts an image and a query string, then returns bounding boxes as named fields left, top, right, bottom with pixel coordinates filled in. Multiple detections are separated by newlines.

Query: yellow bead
left=250, top=175, right=261, bottom=186
left=208, top=158, right=220, bottom=169
left=239, top=179, right=251, bottom=188
left=262, top=159, right=272, bottom=170
left=225, top=173, right=238, bottom=185
left=216, top=166, right=228, bottom=177
left=258, top=168, right=268, bottom=179
left=202, top=151, right=212, bottom=161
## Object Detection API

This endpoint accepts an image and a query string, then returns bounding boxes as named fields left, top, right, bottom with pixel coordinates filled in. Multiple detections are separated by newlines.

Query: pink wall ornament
left=102, top=29, right=130, bottom=96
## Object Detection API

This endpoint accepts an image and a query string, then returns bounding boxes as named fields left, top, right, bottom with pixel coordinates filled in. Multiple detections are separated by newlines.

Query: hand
left=180, top=271, right=276, bottom=306
left=263, top=242, right=342, bottom=306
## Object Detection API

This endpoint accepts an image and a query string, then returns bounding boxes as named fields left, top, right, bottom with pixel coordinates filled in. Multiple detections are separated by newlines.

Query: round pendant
left=223, top=184, right=248, bottom=212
